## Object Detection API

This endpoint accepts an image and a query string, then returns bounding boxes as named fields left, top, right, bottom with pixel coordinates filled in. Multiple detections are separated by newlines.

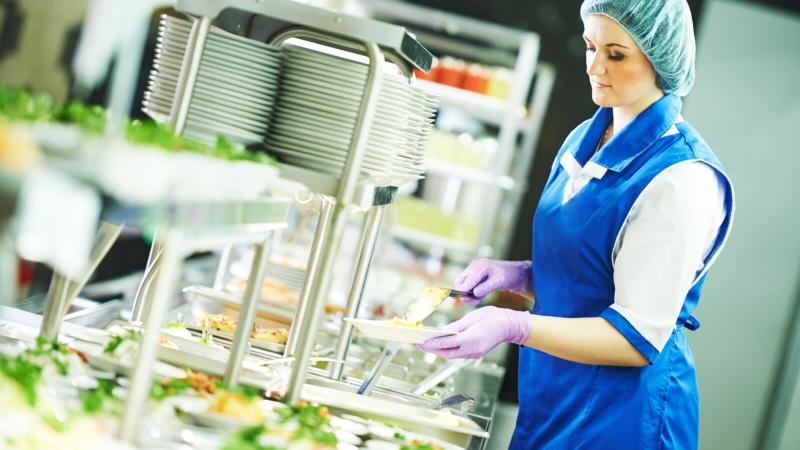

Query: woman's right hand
left=454, top=259, right=533, bottom=305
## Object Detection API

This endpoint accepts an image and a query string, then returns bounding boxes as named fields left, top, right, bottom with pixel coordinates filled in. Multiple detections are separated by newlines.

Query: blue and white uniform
left=510, top=93, right=735, bottom=449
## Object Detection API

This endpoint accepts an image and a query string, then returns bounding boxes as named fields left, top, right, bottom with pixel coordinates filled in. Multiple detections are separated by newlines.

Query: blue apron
left=509, top=94, right=734, bottom=449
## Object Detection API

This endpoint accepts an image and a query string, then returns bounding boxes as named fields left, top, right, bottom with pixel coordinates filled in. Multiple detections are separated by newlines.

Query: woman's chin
left=591, top=91, right=616, bottom=107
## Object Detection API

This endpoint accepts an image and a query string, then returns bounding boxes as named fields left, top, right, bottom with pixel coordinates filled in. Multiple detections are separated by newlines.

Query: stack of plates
left=143, top=15, right=283, bottom=145
left=266, top=44, right=437, bottom=186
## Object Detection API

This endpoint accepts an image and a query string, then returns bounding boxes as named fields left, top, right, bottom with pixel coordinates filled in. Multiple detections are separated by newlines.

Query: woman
left=418, top=1, right=735, bottom=448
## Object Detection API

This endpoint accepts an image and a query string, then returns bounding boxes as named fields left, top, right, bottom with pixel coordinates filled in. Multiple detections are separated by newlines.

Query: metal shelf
left=424, top=158, right=515, bottom=190
left=416, top=80, right=526, bottom=126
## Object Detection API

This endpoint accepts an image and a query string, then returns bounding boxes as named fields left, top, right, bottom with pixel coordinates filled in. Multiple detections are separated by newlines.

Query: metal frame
left=176, top=0, right=432, bottom=71
left=494, top=63, right=557, bottom=258
left=134, top=0, right=431, bottom=409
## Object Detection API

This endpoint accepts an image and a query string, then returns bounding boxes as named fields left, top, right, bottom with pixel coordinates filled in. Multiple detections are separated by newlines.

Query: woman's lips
left=592, top=80, right=611, bottom=89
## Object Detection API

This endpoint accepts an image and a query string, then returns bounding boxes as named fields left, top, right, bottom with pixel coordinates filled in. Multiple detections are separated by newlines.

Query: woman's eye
left=609, top=53, right=625, bottom=61
left=585, top=47, right=596, bottom=53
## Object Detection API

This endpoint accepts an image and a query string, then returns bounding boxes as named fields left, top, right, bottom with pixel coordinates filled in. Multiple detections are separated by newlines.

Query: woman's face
left=583, top=14, right=662, bottom=109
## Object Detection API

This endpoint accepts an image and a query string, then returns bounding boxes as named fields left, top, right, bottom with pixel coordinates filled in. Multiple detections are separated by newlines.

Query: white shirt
left=560, top=127, right=727, bottom=352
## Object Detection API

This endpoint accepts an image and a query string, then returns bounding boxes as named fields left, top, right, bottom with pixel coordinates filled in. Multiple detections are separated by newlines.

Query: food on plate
left=252, top=324, right=289, bottom=344
left=0, top=338, right=120, bottom=448
left=152, top=370, right=220, bottom=400
left=401, top=439, right=444, bottom=450
left=207, top=386, right=264, bottom=425
left=430, top=410, right=463, bottom=427
left=402, top=287, right=450, bottom=323
left=199, top=313, right=238, bottom=333
left=198, top=313, right=289, bottom=344
left=158, top=336, right=179, bottom=349
left=386, top=316, right=423, bottom=328
left=163, top=319, right=195, bottom=340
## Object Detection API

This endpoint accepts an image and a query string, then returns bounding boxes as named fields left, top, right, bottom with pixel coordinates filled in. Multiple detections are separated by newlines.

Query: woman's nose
left=586, top=53, right=606, bottom=76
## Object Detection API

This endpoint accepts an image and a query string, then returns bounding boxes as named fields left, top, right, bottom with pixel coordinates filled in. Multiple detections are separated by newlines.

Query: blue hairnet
left=580, top=0, right=696, bottom=96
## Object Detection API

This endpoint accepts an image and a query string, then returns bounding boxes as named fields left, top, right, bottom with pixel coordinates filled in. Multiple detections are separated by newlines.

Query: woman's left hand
left=417, top=306, right=533, bottom=359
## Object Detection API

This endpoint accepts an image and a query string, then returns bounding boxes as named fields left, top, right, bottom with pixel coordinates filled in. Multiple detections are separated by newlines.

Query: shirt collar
left=572, top=94, right=683, bottom=173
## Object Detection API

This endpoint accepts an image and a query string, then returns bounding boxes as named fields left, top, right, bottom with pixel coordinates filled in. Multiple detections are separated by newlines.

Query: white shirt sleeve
left=609, top=161, right=727, bottom=352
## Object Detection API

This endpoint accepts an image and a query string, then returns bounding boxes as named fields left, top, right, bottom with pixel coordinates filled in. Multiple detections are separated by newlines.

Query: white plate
left=301, top=384, right=488, bottom=446
left=187, top=105, right=270, bottom=133
left=85, top=352, right=187, bottom=379
left=344, top=318, right=455, bottom=344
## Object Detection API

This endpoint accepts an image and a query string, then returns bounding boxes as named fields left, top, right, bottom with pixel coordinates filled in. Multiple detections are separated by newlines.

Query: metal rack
left=363, top=0, right=554, bottom=259
left=126, top=0, right=435, bottom=418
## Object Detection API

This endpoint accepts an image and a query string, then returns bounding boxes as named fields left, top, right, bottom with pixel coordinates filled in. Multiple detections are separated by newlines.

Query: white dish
left=301, top=384, right=488, bottom=447
left=84, top=352, right=187, bottom=379
left=343, top=318, right=455, bottom=344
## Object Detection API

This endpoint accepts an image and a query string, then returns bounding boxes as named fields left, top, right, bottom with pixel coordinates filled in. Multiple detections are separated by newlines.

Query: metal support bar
left=281, top=38, right=386, bottom=404
left=169, top=16, right=211, bottom=135
left=0, top=226, right=15, bottom=306
left=224, top=234, right=273, bottom=386
left=40, top=222, right=123, bottom=339
left=285, top=195, right=336, bottom=357
left=40, top=273, right=69, bottom=340
left=119, top=229, right=183, bottom=443
left=285, top=202, right=348, bottom=404
left=357, top=342, right=400, bottom=396
left=330, top=204, right=386, bottom=380
left=131, top=236, right=163, bottom=324
left=495, top=63, right=556, bottom=258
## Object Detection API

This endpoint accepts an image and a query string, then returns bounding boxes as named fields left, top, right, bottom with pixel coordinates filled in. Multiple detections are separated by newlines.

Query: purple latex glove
left=454, top=259, right=532, bottom=305
left=417, top=306, right=532, bottom=359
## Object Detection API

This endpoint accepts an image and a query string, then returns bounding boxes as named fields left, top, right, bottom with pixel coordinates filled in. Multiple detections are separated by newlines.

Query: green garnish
left=26, top=336, right=71, bottom=375
left=215, top=381, right=260, bottom=400
left=222, top=425, right=281, bottom=450
left=394, top=431, right=407, bottom=440
left=0, top=85, right=54, bottom=121
left=80, top=379, right=117, bottom=414
left=150, top=377, right=193, bottom=401
left=166, top=320, right=186, bottom=330
left=275, top=403, right=337, bottom=445
left=103, top=329, right=141, bottom=355
left=0, top=85, right=277, bottom=166
left=400, top=444, right=436, bottom=450
left=52, top=100, right=106, bottom=134
left=198, top=329, right=214, bottom=345
left=0, top=354, right=43, bottom=406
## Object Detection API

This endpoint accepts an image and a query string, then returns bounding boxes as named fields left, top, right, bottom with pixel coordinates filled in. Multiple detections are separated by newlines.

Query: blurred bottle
left=486, top=68, right=512, bottom=100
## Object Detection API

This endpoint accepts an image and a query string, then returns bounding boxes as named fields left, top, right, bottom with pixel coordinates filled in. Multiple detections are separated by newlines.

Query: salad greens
left=0, top=337, right=75, bottom=406
left=275, top=402, right=338, bottom=446
left=0, top=353, right=43, bottom=406
left=215, top=381, right=260, bottom=400
left=222, top=425, right=280, bottom=450
left=53, top=100, right=107, bottom=135
left=0, top=85, right=54, bottom=122
left=80, top=379, right=120, bottom=414
left=150, top=377, right=194, bottom=401
left=0, top=85, right=277, bottom=165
